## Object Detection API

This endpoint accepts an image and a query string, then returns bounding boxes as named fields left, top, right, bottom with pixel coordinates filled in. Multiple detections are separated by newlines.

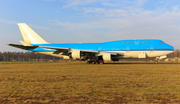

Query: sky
left=0, top=0, right=180, bottom=52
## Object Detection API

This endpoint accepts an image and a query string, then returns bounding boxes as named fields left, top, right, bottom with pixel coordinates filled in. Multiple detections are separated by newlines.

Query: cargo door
left=138, top=52, right=146, bottom=58
left=135, top=40, right=139, bottom=45
left=97, top=47, right=101, bottom=51
left=150, top=46, right=153, bottom=51
left=126, top=46, right=130, bottom=51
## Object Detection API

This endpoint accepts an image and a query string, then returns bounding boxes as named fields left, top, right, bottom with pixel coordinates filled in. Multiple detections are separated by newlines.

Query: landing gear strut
left=154, top=57, right=159, bottom=64
left=87, top=59, right=104, bottom=64
left=154, top=61, right=158, bottom=64
left=87, top=61, right=98, bottom=64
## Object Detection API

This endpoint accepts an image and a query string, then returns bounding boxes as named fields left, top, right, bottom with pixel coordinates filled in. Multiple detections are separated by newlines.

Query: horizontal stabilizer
left=7, top=44, right=39, bottom=49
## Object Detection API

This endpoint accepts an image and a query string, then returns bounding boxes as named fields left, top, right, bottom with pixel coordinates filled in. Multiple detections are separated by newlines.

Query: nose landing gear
left=154, top=61, right=159, bottom=64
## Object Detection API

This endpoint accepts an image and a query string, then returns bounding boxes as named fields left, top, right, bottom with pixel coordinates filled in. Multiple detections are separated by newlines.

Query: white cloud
left=52, top=7, right=180, bottom=31
left=2, top=0, right=180, bottom=51
left=172, top=5, right=179, bottom=12
left=31, top=25, right=55, bottom=30
left=49, top=6, right=180, bottom=48
left=62, top=0, right=147, bottom=9
left=62, top=0, right=99, bottom=8
left=102, top=2, right=120, bottom=7
left=136, top=0, right=146, bottom=6
left=43, top=0, right=55, bottom=1
left=60, top=0, right=151, bottom=18
left=0, top=19, right=18, bottom=25
left=83, top=7, right=105, bottom=14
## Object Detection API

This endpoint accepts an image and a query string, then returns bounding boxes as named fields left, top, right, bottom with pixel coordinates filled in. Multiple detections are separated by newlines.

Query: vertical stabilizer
left=17, top=23, right=48, bottom=44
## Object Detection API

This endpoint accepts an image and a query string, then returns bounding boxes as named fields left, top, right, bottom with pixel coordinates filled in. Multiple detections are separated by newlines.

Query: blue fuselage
left=27, top=39, right=174, bottom=52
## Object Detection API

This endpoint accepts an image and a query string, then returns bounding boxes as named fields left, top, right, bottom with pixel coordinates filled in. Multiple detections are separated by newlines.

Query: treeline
left=0, top=52, right=61, bottom=61
left=0, top=49, right=179, bottom=62
left=167, top=49, right=180, bottom=58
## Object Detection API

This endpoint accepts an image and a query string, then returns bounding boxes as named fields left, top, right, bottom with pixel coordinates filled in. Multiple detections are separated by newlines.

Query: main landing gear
left=87, top=60, right=104, bottom=64
left=154, top=57, right=160, bottom=64
left=154, top=58, right=159, bottom=64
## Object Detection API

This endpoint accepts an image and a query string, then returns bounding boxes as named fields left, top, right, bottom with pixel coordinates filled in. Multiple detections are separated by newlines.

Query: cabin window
left=121, top=42, right=135, bottom=44
left=160, top=41, right=164, bottom=43
left=139, top=42, right=151, bottom=44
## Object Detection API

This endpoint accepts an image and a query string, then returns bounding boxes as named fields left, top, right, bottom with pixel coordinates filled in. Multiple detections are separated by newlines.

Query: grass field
left=0, top=61, right=180, bottom=103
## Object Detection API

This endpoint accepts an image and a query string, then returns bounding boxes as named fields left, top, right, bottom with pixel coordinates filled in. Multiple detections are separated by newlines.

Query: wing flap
left=104, top=52, right=124, bottom=56
left=80, top=50, right=99, bottom=53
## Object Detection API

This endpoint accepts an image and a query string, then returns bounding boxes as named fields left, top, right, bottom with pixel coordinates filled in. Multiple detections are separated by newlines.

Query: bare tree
left=0, top=52, right=61, bottom=61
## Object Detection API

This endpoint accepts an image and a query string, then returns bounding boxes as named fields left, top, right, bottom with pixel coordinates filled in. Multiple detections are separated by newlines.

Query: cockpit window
left=160, top=41, right=164, bottom=43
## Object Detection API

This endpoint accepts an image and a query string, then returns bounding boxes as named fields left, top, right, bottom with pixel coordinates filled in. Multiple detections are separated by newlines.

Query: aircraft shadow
left=104, top=62, right=180, bottom=64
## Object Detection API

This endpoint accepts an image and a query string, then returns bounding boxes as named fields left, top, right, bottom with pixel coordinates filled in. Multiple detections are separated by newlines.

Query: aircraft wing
left=39, top=46, right=70, bottom=53
left=8, top=44, right=124, bottom=56
left=39, top=46, right=99, bottom=54
left=39, top=46, right=124, bottom=56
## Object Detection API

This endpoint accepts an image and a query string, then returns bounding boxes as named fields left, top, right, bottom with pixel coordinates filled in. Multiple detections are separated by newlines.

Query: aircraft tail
left=17, top=23, right=48, bottom=44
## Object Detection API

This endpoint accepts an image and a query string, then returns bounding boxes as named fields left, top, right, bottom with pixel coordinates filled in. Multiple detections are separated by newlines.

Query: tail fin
left=17, top=23, right=48, bottom=44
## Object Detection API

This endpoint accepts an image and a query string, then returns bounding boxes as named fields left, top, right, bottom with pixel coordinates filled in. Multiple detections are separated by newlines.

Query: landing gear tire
left=87, top=61, right=92, bottom=64
left=155, top=61, right=158, bottom=64
left=88, top=61, right=98, bottom=64
left=98, top=61, right=104, bottom=64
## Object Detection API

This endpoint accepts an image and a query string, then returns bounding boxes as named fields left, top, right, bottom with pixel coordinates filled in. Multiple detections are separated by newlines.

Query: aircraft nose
left=169, top=45, right=174, bottom=51
left=163, top=43, right=174, bottom=51
left=162, top=43, right=174, bottom=51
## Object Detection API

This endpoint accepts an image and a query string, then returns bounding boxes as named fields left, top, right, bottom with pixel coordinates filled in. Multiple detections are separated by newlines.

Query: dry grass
left=0, top=61, right=180, bottom=103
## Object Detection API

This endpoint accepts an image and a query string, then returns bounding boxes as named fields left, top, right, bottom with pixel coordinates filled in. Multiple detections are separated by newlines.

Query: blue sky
left=0, top=0, right=180, bottom=52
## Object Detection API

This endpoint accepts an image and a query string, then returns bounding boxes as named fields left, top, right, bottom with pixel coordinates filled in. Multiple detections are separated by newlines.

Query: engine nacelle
left=63, top=56, right=70, bottom=60
left=101, top=53, right=119, bottom=61
left=156, top=55, right=167, bottom=60
left=102, top=53, right=111, bottom=61
left=71, top=49, right=81, bottom=60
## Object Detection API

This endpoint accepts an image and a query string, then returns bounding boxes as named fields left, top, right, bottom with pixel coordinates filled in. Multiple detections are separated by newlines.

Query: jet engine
left=102, top=53, right=119, bottom=61
left=71, top=49, right=81, bottom=60
left=63, top=56, right=70, bottom=59
left=102, top=53, right=111, bottom=61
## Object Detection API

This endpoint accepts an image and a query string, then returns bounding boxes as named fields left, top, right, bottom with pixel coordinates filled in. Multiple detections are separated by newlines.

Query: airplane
left=8, top=23, right=174, bottom=64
